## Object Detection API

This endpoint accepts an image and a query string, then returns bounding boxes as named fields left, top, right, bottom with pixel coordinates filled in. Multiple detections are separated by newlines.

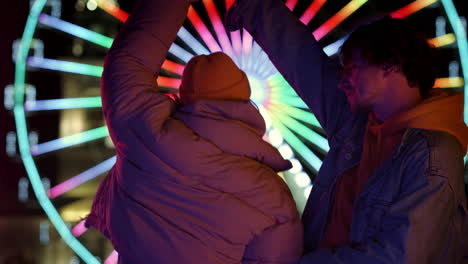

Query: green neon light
left=14, top=0, right=99, bottom=263
left=441, top=0, right=468, bottom=125
left=270, top=106, right=329, bottom=152
left=270, top=94, right=309, bottom=108
left=272, top=103, right=321, bottom=128
left=270, top=112, right=323, bottom=171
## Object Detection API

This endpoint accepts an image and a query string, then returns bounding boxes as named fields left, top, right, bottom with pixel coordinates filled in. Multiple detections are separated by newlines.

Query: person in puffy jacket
left=225, top=0, right=468, bottom=263
left=85, top=0, right=303, bottom=263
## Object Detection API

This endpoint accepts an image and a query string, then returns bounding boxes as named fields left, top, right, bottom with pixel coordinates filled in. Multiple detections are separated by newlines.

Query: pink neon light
left=72, top=220, right=88, bottom=237
left=390, top=0, right=437, bottom=19
left=204, top=0, right=234, bottom=56
left=225, top=0, right=235, bottom=10
left=285, top=0, right=299, bottom=11
left=162, top=60, right=185, bottom=75
left=104, top=250, right=119, bottom=264
left=300, top=0, right=326, bottom=25
left=242, top=29, right=253, bottom=55
left=98, top=0, right=129, bottom=22
left=158, top=77, right=182, bottom=88
left=231, top=30, right=242, bottom=55
left=187, top=6, right=222, bottom=52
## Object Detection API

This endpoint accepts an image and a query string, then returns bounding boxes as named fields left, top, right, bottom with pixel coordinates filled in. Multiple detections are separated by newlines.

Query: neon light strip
left=38, top=13, right=113, bottom=48
left=187, top=6, right=222, bottom=52
left=203, top=0, right=234, bottom=56
left=28, top=57, right=103, bottom=77
left=225, top=0, right=235, bottom=9
left=48, top=156, right=116, bottom=198
left=158, top=77, right=182, bottom=89
left=72, top=219, right=88, bottom=237
left=270, top=105, right=329, bottom=152
left=272, top=103, right=321, bottom=128
left=270, top=94, right=309, bottom=108
left=428, top=33, right=456, bottom=48
left=96, top=0, right=128, bottom=22
left=25, top=97, right=102, bottom=111
left=390, top=0, right=438, bottom=19
left=285, top=0, right=299, bottom=11
left=104, top=250, right=119, bottom=264
left=162, top=60, right=185, bottom=75
left=270, top=111, right=323, bottom=171
left=300, top=0, right=327, bottom=25
left=441, top=0, right=468, bottom=125
left=177, top=27, right=210, bottom=55
left=323, top=36, right=348, bottom=56
left=313, top=0, right=368, bottom=41
left=242, top=29, right=253, bottom=56
left=433, top=77, right=464, bottom=88
left=168, top=43, right=194, bottom=63
left=14, top=0, right=98, bottom=262
left=31, top=126, right=109, bottom=156
left=231, top=30, right=243, bottom=56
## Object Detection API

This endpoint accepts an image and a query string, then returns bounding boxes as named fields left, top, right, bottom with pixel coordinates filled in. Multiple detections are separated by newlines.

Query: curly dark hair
left=340, top=18, right=438, bottom=99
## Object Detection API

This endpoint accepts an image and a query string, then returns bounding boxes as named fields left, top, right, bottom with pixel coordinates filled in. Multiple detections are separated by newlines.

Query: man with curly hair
left=226, top=1, right=468, bottom=263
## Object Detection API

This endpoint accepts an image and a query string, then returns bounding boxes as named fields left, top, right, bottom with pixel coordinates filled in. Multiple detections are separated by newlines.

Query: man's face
left=338, top=49, right=386, bottom=113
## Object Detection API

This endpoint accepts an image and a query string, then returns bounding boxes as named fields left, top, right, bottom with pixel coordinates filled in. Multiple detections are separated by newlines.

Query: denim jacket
left=226, top=0, right=468, bottom=263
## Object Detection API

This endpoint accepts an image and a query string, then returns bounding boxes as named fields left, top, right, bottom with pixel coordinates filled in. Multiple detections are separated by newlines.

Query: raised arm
left=101, top=0, right=191, bottom=134
left=226, top=0, right=354, bottom=137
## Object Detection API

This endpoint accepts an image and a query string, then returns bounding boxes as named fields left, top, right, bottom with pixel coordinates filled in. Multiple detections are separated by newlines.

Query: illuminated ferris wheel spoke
left=429, top=33, right=456, bottom=48
left=323, top=36, right=348, bottom=56
left=247, top=42, right=262, bottom=73
left=202, top=0, right=235, bottom=57
left=104, top=250, right=119, bottom=264
left=313, top=0, right=368, bottom=41
left=38, top=13, right=113, bottom=48
left=390, top=0, right=439, bottom=19
left=285, top=0, right=299, bottom=11
left=300, top=0, right=327, bottom=25
left=270, top=94, right=309, bottom=108
left=158, top=77, right=181, bottom=89
left=31, top=126, right=109, bottom=156
left=161, top=60, right=185, bottom=76
left=25, top=97, right=102, bottom=111
left=270, top=105, right=329, bottom=152
left=230, top=30, right=242, bottom=56
left=47, top=156, right=117, bottom=199
left=434, top=77, right=464, bottom=88
left=72, top=219, right=89, bottom=237
left=187, top=6, right=222, bottom=52
left=168, top=43, right=194, bottom=63
left=242, top=29, right=253, bottom=56
left=96, top=0, right=128, bottom=22
left=28, top=57, right=103, bottom=77
left=269, top=111, right=323, bottom=171
left=177, top=27, right=211, bottom=55
left=270, top=102, right=321, bottom=127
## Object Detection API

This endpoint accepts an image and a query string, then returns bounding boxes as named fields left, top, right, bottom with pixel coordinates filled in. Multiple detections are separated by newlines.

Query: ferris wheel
left=11, top=0, right=467, bottom=263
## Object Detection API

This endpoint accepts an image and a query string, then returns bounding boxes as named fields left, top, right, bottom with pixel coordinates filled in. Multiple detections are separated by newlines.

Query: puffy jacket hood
left=175, top=99, right=292, bottom=172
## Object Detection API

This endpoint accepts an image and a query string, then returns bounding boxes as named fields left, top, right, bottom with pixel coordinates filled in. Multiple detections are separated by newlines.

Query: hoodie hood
left=376, top=90, right=468, bottom=153
left=174, top=100, right=292, bottom=172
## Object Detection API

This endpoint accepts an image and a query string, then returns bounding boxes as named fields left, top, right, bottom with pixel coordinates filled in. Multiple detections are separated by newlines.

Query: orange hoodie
left=321, top=90, right=468, bottom=248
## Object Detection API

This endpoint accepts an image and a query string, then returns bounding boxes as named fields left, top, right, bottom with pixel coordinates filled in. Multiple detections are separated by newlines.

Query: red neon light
left=285, top=0, right=299, bottom=11
left=157, top=77, right=182, bottom=89
left=300, top=0, right=326, bottom=25
left=162, top=60, right=185, bottom=76
left=390, top=0, right=438, bottom=19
